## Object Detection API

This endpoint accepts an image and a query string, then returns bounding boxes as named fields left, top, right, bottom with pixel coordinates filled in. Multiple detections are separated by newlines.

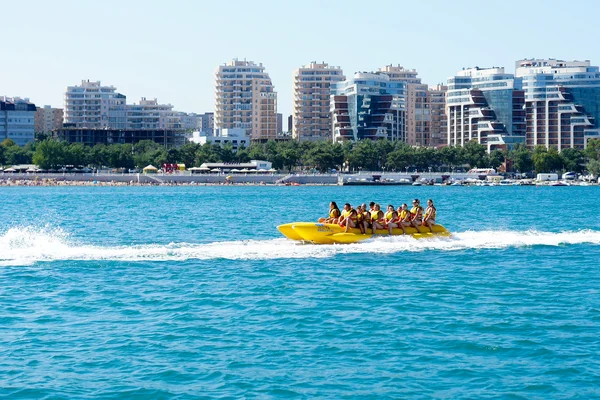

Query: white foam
left=1, top=226, right=599, bottom=266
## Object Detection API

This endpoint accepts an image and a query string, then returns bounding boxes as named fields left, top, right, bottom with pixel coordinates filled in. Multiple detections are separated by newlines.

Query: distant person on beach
left=423, top=199, right=437, bottom=232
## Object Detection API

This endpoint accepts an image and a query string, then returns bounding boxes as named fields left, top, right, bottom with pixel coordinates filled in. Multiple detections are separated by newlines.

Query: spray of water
left=1, top=226, right=599, bottom=266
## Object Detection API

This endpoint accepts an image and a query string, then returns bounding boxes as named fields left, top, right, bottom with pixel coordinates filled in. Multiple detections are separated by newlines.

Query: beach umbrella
left=210, top=168, right=220, bottom=172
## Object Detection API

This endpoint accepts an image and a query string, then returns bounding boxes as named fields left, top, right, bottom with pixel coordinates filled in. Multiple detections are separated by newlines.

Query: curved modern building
left=446, top=67, right=525, bottom=151
left=515, top=58, right=600, bottom=150
left=331, top=72, right=406, bottom=142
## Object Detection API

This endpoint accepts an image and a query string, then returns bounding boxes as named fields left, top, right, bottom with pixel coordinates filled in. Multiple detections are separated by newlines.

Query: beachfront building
left=189, top=127, right=250, bottom=151
left=447, top=67, right=526, bottom=151
left=125, top=98, right=182, bottom=130
left=429, top=84, right=448, bottom=148
left=292, top=62, right=345, bottom=141
left=214, top=59, right=278, bottom=141
left=64, top=80, right=127, bottom=128
left=515, top=58, right=600, bottom=150
left=0, top=97, right=37, bottom=146
left=377, top=65, right=448, bottom=147
left=34, top=105, right=63, bottom=134
left=331, top=72, right=406, bottom=142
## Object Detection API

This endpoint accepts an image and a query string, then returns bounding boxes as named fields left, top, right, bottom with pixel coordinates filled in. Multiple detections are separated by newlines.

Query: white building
left=189, top=127, right=250, bottom=151
left=0, top=97, right=37, bottom=146
left=215, top=59, right=278, bottom=141
left=125, top=98, right=182, bottom=130
left=292, top=62, right=345, bottom=141
left=64, top=80, right=126, bottom=128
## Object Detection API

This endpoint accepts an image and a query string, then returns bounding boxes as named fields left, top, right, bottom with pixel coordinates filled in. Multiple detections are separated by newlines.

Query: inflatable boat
left=277, top=222, right=450, bottom=244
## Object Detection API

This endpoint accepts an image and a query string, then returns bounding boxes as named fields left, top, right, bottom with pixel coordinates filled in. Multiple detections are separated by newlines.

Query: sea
left=1, top=185, right=599, bottom=399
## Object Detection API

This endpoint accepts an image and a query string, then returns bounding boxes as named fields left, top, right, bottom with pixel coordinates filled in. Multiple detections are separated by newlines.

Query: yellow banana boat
left=277, top=222, right=450, bottom=244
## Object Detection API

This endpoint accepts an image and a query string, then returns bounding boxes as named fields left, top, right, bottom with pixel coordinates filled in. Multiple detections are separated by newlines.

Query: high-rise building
left=447, top=67, right=526, bottom=151
left=0, top=97, right=37, bottom=146
left=214, top=59, right=277, bottom=141
left=64, top=80, right=126, bottom=128
left=277, top=113, right=283, bottom=134
left=378, top=65, right=447, bottom=147
left=292, top=62, right=345, bottom=141
left=35, top=105, right=63, bottom=134
left=515, top=58, right=600, bottom=150
left=331, top=72, right=406, bottom=142
left=200, top=112, right=214, bottom=134
left=429, top=84, right=448, bottom=148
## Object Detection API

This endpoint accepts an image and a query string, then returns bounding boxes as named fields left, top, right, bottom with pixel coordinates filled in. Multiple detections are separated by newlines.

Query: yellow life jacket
left=411, top=206, right=423, bottom=218
left=371, top=210, right=381, bottom=220
left=363, top=211, right=371, bottom=221
left=385, top=211, right=394, bottom=221
left=399, top=210, right=409, bottom=221
left=424, top=206, right=436, bottom=219
left=329, top=208, right=339, bottom=218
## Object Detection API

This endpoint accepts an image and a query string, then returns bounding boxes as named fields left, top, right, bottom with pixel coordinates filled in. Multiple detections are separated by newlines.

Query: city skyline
left=2, top=0, right=599, bottom=119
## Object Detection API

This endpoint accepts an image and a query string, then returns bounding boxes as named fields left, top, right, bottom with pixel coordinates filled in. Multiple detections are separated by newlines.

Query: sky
left=2, top=0, right=599, bottom=120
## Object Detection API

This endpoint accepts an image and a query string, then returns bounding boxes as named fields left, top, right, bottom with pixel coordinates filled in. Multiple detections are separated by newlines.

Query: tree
left=532, top=146, right=562, bottom=173
left=584, top=138, right=600, bottom=161
left=32, top=140, right=66, bottom=169
left=487, top=149, right=505, bottom=170
left=587, top=159, right=600, bottom=177
left=461, top=140, right=487, bottom=168
left=510, top=143, right=533, bottom=173
left=560, top=147, right=584, bottom=173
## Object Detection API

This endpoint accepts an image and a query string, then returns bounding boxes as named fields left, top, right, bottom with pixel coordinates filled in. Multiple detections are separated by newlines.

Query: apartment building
left=447, top=67, right=526, bottom=151
left=64, top=80, right=126, bottom=128
left=0, top=97, right=37, bottom=146
left=214, top=59, right=277, bottom=141
left=34, top=105, right=63, bottom=134
left=292, top=62, right=345, bottom=141
left=515, top=58, right=600, bottom=149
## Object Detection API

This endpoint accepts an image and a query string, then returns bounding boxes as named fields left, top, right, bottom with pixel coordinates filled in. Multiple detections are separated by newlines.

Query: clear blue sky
left=2, top=0, right=598, bottom=120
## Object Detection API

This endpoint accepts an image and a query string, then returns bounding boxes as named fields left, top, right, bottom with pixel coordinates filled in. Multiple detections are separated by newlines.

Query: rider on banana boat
left=360, top=203, right=372, bottom=233
left=384, top=204, right=399, bottom=235
left=355, top=205, right=367, bottom=234
left=397, top=203, right=412, bottom=235
left=410, top=199, right=424, bottom=233
left=423, top=199, right=437, bottom=232
left=319, top=201, right=341, bottom=223
left=338, top=203, right=360, bottom=233
left=370, top=203, right=385, bottom=234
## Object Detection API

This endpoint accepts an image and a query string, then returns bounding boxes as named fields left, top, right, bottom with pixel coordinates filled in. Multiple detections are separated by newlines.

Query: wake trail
left=1, top=226, right=600, bottom=266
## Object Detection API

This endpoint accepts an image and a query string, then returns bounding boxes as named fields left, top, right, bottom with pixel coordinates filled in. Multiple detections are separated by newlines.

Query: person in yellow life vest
left=423, top=199, right=437, bottom=232
left=384, top=204, right=399, bottom=235
left=338, top=203, right=359, bottom=232
left=370, top=203, right=385, bottom=234
left=360, top=203, right=372, bottom=233
left=355, top=204, right=367, bottom=234
left=319, top=201, right=341, bottom=223
left=410, top=199, right=424, bottom=233
left=397, top=203, right=412, bottom=235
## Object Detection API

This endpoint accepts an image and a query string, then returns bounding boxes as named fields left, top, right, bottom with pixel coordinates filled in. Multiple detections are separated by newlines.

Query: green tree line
left=2, top=137, right=600, bottom=175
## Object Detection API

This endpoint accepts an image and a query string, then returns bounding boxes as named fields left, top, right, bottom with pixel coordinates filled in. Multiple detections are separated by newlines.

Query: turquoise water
left=1, top=186, right=599, bottom=398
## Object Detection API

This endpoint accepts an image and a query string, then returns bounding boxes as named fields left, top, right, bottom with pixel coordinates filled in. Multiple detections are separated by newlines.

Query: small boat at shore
left=277, top=222, right=450, bottom=244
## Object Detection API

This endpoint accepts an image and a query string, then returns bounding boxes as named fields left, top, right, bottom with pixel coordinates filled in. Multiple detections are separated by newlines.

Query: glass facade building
left=515, top=59, right=600, bottom=149
left=447, top=67, right=525, bottom=151
left=331, top=72, right=406, bottom=142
